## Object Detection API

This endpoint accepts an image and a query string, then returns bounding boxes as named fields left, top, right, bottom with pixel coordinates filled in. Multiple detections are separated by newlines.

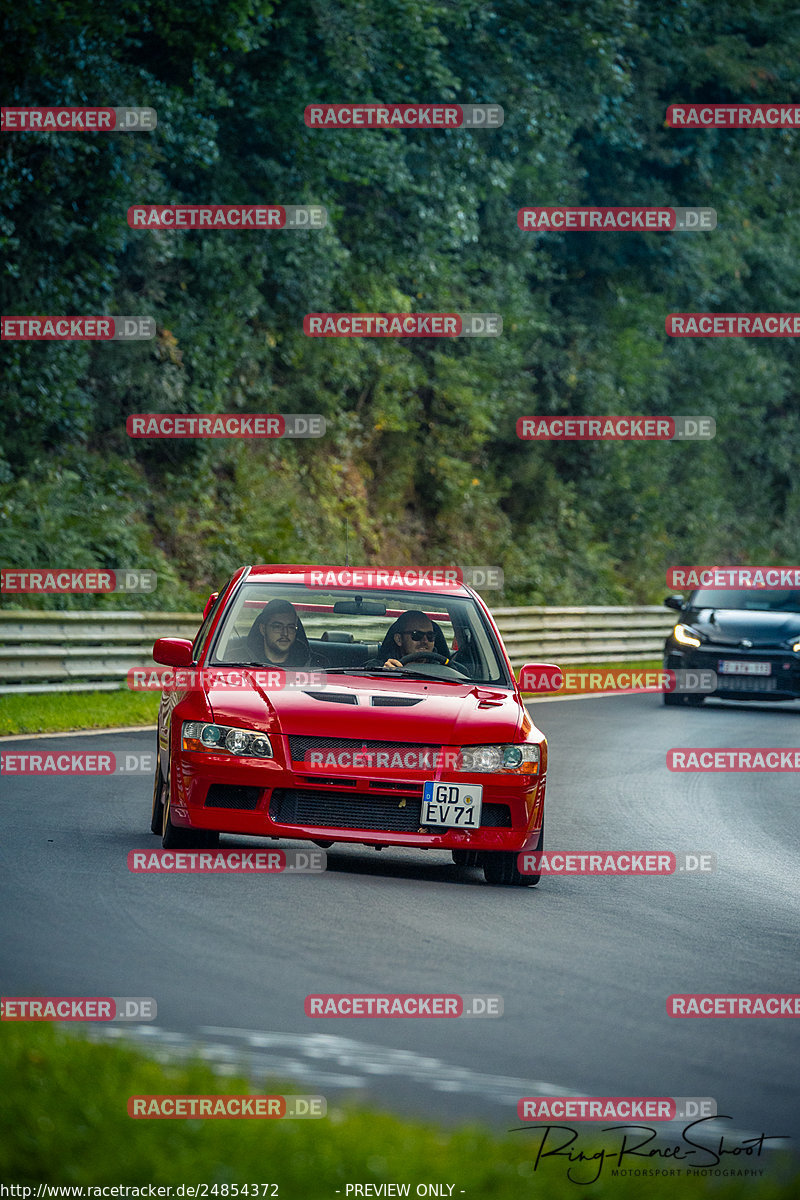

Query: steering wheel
left=400, top=652, right=472, bottom=676
left=401, top=651, right=449, bottom=665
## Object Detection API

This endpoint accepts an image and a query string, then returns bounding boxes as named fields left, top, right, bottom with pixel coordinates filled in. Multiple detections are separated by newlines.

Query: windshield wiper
left=320, top=666, right=397, bottom=675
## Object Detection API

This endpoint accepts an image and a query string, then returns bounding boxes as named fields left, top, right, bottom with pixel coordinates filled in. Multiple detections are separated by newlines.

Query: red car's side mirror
left=518, top=663, right=563, bottom=693
left=153, top=637, right=194, bottom=668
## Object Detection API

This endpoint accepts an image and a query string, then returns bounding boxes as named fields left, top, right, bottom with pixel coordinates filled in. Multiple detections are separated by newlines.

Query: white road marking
left=73, top=1022, right=765, bottom=1144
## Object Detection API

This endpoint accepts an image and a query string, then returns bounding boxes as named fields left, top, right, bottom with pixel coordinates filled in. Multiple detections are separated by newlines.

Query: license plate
left=718, top=660, right=771, bottom=676
left=422, top=781, right=483, bottom=828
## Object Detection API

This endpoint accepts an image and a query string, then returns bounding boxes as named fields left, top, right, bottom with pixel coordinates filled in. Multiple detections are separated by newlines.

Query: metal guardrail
left=0, top=607, right=677, bottom=694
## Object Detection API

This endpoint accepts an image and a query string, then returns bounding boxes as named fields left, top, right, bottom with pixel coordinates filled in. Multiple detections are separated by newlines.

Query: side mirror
left=153, top=637, right=194, bottom=667
left=518, top=663, right=563, bottom=693
left=664, top=595, right=685, bottom=611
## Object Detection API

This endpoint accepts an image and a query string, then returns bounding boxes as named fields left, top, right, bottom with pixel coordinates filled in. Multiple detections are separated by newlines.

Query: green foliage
left=1, top=0, right=799, bottom=606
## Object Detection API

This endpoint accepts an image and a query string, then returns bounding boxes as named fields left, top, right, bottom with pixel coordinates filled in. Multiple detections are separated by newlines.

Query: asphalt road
left=2, top=693, right=799, bottom=1157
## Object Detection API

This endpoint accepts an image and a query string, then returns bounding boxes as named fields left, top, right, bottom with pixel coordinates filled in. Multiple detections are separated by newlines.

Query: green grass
left=0, top=1023, right=797, bottom=1197
left=0, top=689, right=159, bottom=736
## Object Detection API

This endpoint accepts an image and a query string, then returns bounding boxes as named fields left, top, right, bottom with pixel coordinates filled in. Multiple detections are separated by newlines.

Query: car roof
left=242, top=564, right=474, bottom=598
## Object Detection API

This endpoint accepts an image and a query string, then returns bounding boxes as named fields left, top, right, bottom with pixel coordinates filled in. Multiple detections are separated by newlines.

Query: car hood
left=206, top=674, right=526, bottom=744
left=688, top=608, right=800, bottom=648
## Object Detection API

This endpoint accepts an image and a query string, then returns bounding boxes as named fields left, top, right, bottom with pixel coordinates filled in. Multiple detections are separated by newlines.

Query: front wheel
left=161, top=766, right=219, bottom=849
left=150, top=744, right=165, bottom=834
left=483, top=821, right=543, bottom=887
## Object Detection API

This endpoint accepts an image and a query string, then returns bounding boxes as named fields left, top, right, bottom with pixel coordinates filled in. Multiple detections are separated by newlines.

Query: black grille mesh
left=716, top=676, right=778, bottom=692
left=269, top=789, right=511, bottom=832
left=288, top=735, right=439, bottom=761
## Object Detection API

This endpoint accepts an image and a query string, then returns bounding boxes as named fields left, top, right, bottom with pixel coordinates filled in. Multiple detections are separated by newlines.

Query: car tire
left=663, top=692, right=683, bottom=706
left=483, top=820, right=543, bottom=887
left=452, top=849, right=481, bottom=869
left=150, top=743, right=165, bottom=834
left=161, top=766, right=219, bottom=849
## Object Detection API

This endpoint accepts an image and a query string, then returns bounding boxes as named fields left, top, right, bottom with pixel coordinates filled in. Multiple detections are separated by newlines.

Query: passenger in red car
left=247, top=599, right=323, bottom=667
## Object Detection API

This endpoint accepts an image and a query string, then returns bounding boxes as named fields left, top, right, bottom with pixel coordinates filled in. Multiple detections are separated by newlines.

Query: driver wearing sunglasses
left=380, top=611, right=438, bottom=670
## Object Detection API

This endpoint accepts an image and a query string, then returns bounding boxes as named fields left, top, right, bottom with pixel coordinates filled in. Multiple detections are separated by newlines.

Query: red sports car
left=149, top=565, right=547, bottom=886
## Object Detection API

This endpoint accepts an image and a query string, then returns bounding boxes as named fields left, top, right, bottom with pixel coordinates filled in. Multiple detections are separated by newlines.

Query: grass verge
left=0, top=690, right=159, bottom=736
left=0, top=1023, right=797, bottom=1197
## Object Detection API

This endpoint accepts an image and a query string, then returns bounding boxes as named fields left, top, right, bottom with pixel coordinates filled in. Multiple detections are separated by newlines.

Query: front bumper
left=168, top=736, right=545, bottom=852
left=664, top=644, right=800, bottom=701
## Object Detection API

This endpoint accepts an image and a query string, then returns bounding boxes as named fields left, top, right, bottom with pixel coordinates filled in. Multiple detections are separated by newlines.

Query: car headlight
left=457, top=744, right=539, bottom=774
left=673, top=623, right=702, bottom=648
left=791, top=639, right=800, bottom=654
left=182, top=721, right=273, bottom=758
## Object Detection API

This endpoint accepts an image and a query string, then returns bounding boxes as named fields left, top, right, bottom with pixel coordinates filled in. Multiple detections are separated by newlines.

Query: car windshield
left=692, top=589, right=800, bottom=612
left=207, top=581, right=513, bottom=685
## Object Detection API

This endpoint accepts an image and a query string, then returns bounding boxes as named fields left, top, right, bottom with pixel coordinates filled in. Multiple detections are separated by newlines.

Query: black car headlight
left=673, top=623, right=702, bottom=648
left=182, top=721, right=273, bottom=758
left=457, top=744, right=539, bottom=774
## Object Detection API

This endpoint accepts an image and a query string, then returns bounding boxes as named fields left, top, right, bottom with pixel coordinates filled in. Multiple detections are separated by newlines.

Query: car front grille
left=716, top=675, right=779, bottom=693
left=269, top=789, right=511, bottom=832
left=288, top=735, right=440, bottom=763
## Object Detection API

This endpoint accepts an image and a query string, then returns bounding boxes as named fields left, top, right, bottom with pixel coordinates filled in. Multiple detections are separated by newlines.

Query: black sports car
left=663, top=588, right=800, bottom=706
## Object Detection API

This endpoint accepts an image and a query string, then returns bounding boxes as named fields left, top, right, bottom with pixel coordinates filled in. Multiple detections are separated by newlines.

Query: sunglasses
left=401, top=629, right=435, bottom=642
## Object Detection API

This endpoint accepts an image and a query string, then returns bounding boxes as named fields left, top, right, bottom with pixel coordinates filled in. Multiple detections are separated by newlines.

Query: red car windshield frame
left=204, top=579, right=513, bottom=686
